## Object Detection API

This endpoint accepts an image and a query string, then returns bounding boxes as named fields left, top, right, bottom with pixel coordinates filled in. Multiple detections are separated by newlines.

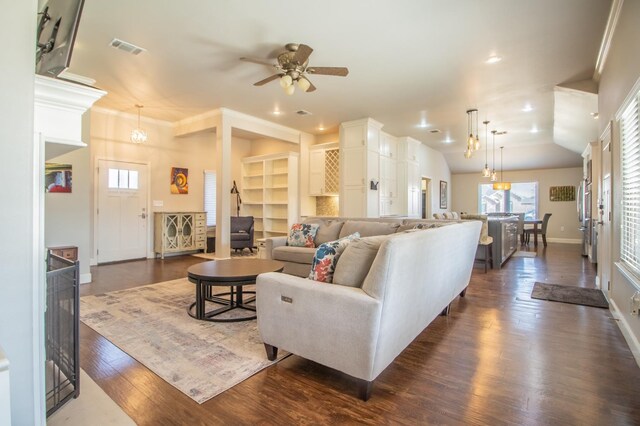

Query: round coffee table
left=187, top=258, right=284, bottom=322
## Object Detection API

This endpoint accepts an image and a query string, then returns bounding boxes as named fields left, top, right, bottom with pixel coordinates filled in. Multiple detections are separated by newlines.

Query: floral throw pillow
left=287, top=223, right=320, bottom=248
left=308, top=233, right=360, bottom=283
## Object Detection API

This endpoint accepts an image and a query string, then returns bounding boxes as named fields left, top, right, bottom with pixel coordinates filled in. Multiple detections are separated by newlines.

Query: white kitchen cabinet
left=398, top=137, right=422, bottom=217
left=309, top=142, right=339, bottom=196
left=339, top=118, right=383, bottom=217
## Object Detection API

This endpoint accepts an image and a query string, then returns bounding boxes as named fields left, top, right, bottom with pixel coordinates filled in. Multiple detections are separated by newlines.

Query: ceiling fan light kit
left=241, top=43, right=349, bottom=95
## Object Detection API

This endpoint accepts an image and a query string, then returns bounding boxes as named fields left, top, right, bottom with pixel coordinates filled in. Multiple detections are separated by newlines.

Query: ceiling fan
left=240, top=43, right=349, bottom=95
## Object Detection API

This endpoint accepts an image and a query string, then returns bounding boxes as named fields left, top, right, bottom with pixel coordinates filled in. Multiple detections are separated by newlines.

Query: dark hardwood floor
left=80, top=245, right=640, bottom=425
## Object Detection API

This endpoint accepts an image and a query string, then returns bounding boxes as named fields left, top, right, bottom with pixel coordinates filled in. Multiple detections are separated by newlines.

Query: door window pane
left=129, top=170, right=139, bottom=189
left=108, top=168, right=119, bottom=188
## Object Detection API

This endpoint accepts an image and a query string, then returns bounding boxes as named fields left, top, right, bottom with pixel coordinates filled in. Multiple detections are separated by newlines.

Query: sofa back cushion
left=303, top=218, right=344, bottom=245
left=339, top=221, right=400, bottom=239
left=231, top=216, right=253, bottom=233
left=332, top=235, right=389, bottom=288
left=308, top=233, right=359, bottom=283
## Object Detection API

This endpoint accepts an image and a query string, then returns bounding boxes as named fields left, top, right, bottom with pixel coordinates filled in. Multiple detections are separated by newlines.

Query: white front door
left=97, top=160, right=148, bottom=263
left=598, top=125, right=612, bottom=298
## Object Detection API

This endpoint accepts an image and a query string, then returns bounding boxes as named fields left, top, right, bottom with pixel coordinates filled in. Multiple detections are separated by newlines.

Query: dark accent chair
left=231, top=216, right=254, bottom=253
left=524, top=213, right=552, bottom=246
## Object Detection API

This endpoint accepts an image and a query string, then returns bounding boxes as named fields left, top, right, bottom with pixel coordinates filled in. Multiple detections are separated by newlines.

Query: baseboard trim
left=609, top=298, right=640, bottom=368
left=80, top=273, right=92, bottom=284
left=546, top=238, right=581, bottom=244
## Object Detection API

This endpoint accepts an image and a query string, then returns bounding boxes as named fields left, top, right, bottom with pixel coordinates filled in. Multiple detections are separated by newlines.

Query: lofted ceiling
left=66, top=0, right=611, bottom=173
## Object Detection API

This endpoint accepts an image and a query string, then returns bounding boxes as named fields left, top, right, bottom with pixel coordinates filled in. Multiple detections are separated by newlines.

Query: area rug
left=512, top=251, right=537, bottom=258
left=192, top=250, right=257, bottom=260
left=80, top=278, right=288, bottom=404
left=531, top=282, right=609, bottom=308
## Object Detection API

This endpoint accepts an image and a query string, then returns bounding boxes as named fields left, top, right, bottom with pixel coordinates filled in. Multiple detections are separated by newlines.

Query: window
left=479, top=182, right=538, bottom=219
left=203, top=171, right=216, bottom=226
left=620, top=93, right=640, bottom=277
left=108, top=168, right=138, bottom=189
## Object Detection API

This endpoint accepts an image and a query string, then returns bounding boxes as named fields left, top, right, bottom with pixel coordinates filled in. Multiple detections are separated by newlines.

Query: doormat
left=512, top=251, right=536, bottom=258
left=531, top=282, right=609, bottom=308
left=80, top=278, right=288, bottom=404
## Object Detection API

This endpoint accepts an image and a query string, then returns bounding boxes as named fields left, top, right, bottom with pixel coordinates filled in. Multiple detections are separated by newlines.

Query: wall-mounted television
left=35, top=0, right=85, bottom=77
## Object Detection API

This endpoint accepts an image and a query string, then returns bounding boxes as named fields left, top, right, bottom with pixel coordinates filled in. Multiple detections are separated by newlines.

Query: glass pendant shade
left=474, top=137, right=480, bottom=151
left=130, top=104, right=147, bottom=144
left=464, top=149, right=472, bottom=159
left=490, top=170, right=498, bottom=181
left=482, top=165, right=491, bottom=177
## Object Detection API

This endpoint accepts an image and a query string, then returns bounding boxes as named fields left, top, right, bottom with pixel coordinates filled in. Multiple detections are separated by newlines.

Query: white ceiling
left=67, top=0, right=611, bottom=173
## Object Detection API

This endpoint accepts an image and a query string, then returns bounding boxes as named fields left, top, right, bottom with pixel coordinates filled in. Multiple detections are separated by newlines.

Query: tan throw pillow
left=332, top=235, right=388, bottom=288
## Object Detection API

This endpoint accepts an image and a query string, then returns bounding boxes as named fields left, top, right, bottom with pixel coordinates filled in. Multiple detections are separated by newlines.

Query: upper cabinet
left=309, top=142, right=339, bottom=196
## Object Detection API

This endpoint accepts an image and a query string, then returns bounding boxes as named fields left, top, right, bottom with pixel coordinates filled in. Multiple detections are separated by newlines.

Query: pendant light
left=130, top=104, right=147, bottom=144
left=490, top=130, right=498, bottom=181
left=493, top=145, right=512, bottom=191
left=481, top=120, right=491, bottom=177
left=464, top=108, right=479, bottom=158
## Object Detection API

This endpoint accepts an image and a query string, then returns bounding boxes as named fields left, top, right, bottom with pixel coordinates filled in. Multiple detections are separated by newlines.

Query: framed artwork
left=45, top=163, right=72, bottom=193
left=549, top=185, right=575, bottom=202
left=439, top=180, right=448, bottom=209
left=170, top=167, right=189, bottom=194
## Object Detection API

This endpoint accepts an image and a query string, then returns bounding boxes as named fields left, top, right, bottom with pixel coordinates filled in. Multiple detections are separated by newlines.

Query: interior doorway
left=421, top=177, right=431, bottom=219
left=97, top=159, right=149, bottom=263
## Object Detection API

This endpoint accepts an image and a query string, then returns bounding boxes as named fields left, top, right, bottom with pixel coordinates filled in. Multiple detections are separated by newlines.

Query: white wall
left=88, top=108, right=251, bottom=259
left=452, top=167, right=583, bottom=241
left=418, top=143, right=452, bottom=215
left=598, top=0, right=640, bottom=352
left=0, top=0, right=40, bottom=424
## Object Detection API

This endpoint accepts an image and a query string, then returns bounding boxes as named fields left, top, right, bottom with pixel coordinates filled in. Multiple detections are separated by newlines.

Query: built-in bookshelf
left=241, top=152, right=299, bottom=239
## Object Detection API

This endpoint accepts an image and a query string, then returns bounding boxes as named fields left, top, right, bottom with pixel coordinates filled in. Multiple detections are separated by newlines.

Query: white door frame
left=421, top=176, right=432, bottom=219
left=93, top=157, right=152, bottom=264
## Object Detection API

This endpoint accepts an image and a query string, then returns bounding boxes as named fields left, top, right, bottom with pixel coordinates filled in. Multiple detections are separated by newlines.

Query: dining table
left=524, top=219, right=544, bottom=247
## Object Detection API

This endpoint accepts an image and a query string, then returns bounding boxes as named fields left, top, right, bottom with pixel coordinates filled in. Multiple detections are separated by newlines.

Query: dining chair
left=524, top=213, right=552, bottom=246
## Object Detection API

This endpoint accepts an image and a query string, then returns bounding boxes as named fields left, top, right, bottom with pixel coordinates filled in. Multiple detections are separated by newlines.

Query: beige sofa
left=256, top=220, right=482, bottom=400
left=264, top=216, right=489, bottom=277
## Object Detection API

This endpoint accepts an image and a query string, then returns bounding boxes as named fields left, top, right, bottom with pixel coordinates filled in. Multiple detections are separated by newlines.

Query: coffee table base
left=187, top=279, right=257, bottom=322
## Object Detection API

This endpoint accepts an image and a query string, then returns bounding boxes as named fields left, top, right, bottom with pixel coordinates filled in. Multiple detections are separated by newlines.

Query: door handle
left=139, top=213, right=147, bottom=219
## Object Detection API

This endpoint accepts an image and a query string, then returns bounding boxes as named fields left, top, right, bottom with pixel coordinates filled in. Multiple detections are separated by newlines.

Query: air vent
left=109, top=38, right=146, bottom=55
left=296, top=110, right=312, bottom=116
left=429, top=129, right=441, bottom=134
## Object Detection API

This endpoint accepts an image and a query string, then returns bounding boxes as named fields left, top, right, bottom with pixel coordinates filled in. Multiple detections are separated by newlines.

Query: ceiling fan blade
left=240, top=57, right=275, bottom=67
left=253, top=74, right=281, bottom=86
left=293, top=44, right=313, bottom=64
left=306, top=79, right=317, bottom=92
left=307, top=66, right=349, bottom=77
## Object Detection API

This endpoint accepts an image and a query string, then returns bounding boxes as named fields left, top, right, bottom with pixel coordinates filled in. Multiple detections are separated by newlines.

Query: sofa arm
left=256, top=272, right=382, bottom=381
left=264, top=236, right=287, bottom=260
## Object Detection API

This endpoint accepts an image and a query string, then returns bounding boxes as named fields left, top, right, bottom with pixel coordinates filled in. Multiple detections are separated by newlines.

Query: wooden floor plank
left=79, top=245, right=640, bottom=424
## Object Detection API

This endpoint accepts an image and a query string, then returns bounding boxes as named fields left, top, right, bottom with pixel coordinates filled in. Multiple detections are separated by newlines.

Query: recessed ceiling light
left=591, top=112, right=599, bottom=119
left=443, top=137, right=453, bottom=144
left=485, top=55, right=502, bottom=64
left=530, top=126, right=539, bottom=134
left=522, top=104, right=533, bottom=112
left=272, top=110, right=282, bottom=115
left=417, top=120, right=429, bottom=128
left=318, top=125, right=325, bottom=131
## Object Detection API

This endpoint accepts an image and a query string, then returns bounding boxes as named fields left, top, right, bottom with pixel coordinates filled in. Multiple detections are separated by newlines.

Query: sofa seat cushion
left=303, top=218, right=345, bottom=245
left=333, top=235, right=389, bottom=288
left=231, top=232, right=251, bottom=241
left=309, top=233, right=360, bottom=283
left=339, top=221, right=400, bottom=239
left=273, top=246, right=317, bottom=264
left=287, top=223, right=320, bottom=248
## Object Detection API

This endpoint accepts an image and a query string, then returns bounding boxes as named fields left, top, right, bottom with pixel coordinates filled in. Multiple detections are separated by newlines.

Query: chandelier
left=464, top=108, right=480, bottom=158
left=130, top=104, right=147, bottom=144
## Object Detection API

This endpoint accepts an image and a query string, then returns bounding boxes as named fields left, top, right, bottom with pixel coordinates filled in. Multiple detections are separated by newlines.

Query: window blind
left=203, top=171, right=216, bottom=226
left=621, top=94, right=640, bottom=277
